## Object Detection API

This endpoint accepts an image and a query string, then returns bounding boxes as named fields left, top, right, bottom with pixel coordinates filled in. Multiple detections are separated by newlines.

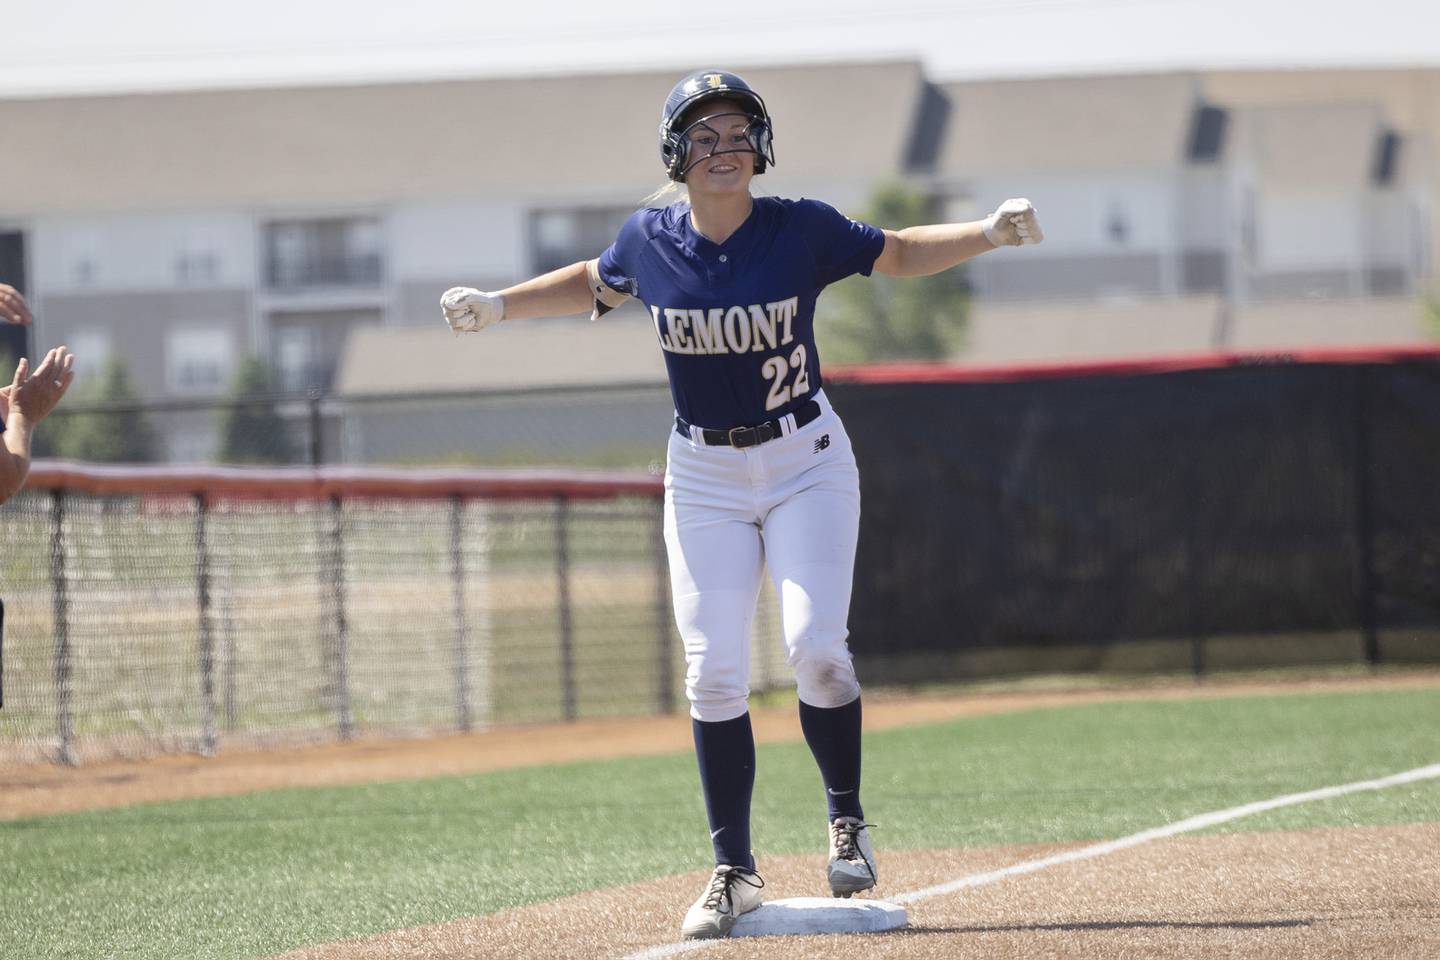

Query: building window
left=1106, top=199, right=1130, bottom=246
left=68, top=229, right=101, bottom=288
left=73, top=257, right=97, bottom=287
left=530, top=207, right=635, bottom=275
left=166, top=328, right=233, bottom=394
left=270, top=309, right=379, bottom=393
left=68, top=328, right=112, bottom=378
left=264, top=217, right=382, bottom=290
left=1372, top=130, right=1401, bottom=187
left=275, top=327, right=315, bottom=393
left=1187, top=105, right=1228, bottom=163
left=176, top=251, right=220, bottom=286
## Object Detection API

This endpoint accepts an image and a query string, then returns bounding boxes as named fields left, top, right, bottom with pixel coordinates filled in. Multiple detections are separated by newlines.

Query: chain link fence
left=0, top=465, right=790, bottom=766
left=4, top=384, right=802, bottom=765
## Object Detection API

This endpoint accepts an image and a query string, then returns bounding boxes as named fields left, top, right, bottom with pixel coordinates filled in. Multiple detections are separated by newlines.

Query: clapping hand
left=5, top=346, right=76, bottom=427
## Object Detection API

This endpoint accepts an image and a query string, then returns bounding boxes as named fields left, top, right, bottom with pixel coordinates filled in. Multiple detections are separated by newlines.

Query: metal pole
left=556, top=496, right=576, bottom=722
left=449, top=495, right=473, bottom=733
left=473, top=501, right=494, bottom=727
left=1352, top=367, right=1381, bottom=665
left=49, top=489, right=75, bottom=766
left=308, top=391, right=323, bottom=467
left=194, top=493, right=217, bottom=755
left=1185, top=443, right=1207, bottom=680
left=653, top=507, right=675, bottom=714
left=220, top=529, right=238, bottom=733
left=327, top=494, right=354, bottom=739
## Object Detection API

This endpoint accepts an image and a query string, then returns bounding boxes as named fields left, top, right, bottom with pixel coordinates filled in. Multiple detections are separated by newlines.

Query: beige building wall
left=961, top=295, right=1432, bottom=364
left=1229, top=297, right=1428, bottom=350
left=0, top=62, right=925, bottom=217
left=963, top=297, right=1221, bottom=363
left=1205, top=68, right=1440, bottom=287
left=40, top=288, right=250, bottom=386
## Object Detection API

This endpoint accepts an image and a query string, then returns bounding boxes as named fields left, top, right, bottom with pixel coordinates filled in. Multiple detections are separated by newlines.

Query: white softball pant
left=664, top=390, right=862, bottom=722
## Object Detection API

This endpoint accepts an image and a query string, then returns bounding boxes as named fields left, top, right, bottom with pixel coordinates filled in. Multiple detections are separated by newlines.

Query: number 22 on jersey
left=762, top=344, right=810, bottom=410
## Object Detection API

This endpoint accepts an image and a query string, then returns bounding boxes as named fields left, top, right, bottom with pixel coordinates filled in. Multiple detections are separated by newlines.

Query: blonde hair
left=641, top=180, right=687, bottom=208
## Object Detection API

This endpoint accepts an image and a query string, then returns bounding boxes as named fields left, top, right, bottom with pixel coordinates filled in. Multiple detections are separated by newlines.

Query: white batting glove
left=440, top=287, right=506, bottom=334
left=982, top=198, right=1045, bottom=247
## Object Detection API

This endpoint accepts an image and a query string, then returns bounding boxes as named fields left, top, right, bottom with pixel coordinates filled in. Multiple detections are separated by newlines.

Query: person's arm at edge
left=0, top=348, right=77, bottom=505
left=0, top=360, right=33, bottom=504
left=0, top=406, right=34, bottom=503
left=0, top=286, right=37, bottom=501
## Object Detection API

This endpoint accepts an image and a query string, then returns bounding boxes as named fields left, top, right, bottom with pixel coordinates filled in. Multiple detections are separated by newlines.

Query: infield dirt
left=266, top=823, right=1440, bottom=960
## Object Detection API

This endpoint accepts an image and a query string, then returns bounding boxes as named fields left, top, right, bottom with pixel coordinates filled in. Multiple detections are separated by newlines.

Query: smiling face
left=679, top=97, right=759, bottom=196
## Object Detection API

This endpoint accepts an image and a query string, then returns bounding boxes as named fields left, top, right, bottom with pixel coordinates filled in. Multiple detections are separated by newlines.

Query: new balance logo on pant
left=813, top=434, right=830, bottom=453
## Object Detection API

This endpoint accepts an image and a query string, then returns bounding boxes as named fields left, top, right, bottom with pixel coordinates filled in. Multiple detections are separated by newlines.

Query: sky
left=4, top=0, right=1440, bottom=98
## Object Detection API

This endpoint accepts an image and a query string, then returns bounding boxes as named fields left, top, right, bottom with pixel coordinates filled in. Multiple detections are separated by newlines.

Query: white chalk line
left=891, top=761, right=1440, bottom=903
left=621, top=761, right=1440, bottom=960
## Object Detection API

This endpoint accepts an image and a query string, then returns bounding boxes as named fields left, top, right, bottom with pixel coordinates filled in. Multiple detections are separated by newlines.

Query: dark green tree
left=52, top=355, right=158, bottom=462
left=217, top=355, right=295, bottom=464
left=816, top=182, right=972, bottom=364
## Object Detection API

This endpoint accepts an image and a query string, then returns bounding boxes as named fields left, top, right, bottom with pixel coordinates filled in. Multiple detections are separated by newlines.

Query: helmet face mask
left=672, top=110, right=771, bottom=181
left=659, top=71, right=776, bottom=184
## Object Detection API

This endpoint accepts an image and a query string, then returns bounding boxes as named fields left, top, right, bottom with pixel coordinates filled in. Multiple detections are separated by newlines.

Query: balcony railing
left=265, top=255, right=382, bottom=291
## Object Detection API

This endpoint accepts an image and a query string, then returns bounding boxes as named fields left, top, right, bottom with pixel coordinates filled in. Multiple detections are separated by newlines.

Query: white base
left=730, top=897, right=908, bottom=937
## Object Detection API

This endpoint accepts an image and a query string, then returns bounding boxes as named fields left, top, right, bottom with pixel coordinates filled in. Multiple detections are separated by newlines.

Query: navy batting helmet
left=659, top=69, right=776, bottom=183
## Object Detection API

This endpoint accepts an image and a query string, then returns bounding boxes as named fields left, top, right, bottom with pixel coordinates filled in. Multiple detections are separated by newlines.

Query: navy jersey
left=597, top=196, right=886, bottom=429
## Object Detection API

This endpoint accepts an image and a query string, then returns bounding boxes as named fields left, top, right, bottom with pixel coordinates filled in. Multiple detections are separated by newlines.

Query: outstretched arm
left=873, top=198, right=1043, bottom=278
left=0, top=393, right=29, bottom=502
left=440, top=261, right=596, bottom=333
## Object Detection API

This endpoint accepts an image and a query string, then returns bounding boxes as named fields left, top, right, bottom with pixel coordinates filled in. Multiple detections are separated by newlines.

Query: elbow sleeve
left=585, top=259, right=632, bottom=321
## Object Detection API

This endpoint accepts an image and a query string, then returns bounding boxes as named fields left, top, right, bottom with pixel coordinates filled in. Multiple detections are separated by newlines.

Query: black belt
left=676, top=399, right=822, bottom=448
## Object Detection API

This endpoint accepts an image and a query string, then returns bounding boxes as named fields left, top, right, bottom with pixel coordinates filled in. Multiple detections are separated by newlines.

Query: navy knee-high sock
left=798, top=695, right=864, bottom=821
left=692, top=713, right=756, bottom=869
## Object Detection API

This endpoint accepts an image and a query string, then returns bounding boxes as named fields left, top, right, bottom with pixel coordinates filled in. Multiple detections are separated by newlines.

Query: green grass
left=3, top=687, right=1438, bottom=960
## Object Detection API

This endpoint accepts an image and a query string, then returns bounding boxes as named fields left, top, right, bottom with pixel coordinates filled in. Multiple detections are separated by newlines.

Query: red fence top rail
left=827, top=345, right=1440, bottom=385
left=23, top=462, right=664, bottom=501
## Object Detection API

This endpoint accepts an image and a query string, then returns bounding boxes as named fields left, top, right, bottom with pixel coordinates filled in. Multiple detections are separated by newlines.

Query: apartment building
left=0, top=61, right=1435, bottom=460
left=928, top=71, right=1435, bottom=360
left=0, top=62, right=934, bottom=458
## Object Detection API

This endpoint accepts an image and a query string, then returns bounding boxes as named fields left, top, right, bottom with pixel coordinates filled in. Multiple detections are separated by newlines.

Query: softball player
left=441, top=69, right=1043, bottom=940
